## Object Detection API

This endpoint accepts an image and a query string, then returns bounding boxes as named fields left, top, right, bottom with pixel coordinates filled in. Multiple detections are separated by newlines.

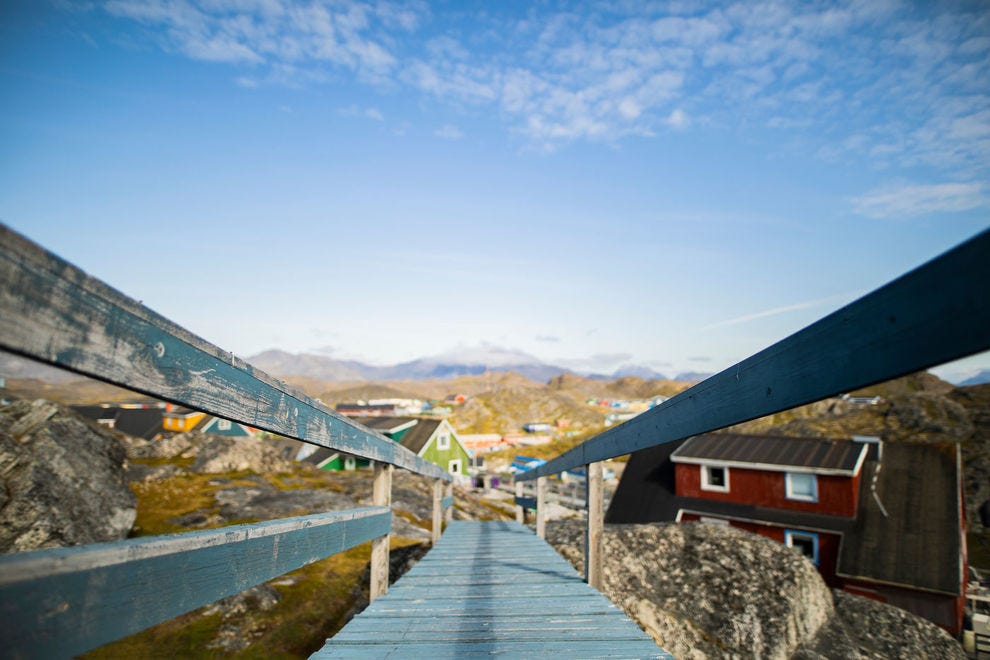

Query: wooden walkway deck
left=313, top=521, right=670, bottom=658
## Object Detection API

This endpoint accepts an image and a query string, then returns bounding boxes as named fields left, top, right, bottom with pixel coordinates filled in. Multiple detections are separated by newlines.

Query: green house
left=361, top=416, right=471, bottom=477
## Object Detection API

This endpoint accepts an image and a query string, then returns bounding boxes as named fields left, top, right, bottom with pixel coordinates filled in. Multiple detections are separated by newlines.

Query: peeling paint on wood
left=0, top=225, right=449, bottom=481
left=0, top=507, right=390, bottom=658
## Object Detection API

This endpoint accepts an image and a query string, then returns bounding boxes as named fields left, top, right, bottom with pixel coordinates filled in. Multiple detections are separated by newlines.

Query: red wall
left=679, top=515, right=841, bottom=586
left=676, top=463, right=859, bottom=517
left=840, top=578, right=962, bottom=636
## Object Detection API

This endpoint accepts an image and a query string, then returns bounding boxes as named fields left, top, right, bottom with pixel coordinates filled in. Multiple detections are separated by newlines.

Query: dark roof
left=302, top=447, right=338, bottom=467
left=164, top=406, right=200, bottom=417
left=70, top=405, right=118, bottom=421
left=113, top=409, right=163, bottom=440
left=357, top=417, right=419, bottom=434
left=837, top=443, right=962, bottom=595
left=346, top=416, right=445, bottom=455
left=335, top=403, right=395, bottom=412
left=671, top=433, right=866, bottom=474
left=396, top=418, right=443, bottom=454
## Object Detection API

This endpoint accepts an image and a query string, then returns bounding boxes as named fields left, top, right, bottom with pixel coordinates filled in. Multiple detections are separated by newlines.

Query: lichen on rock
left=0, top=399, right=136, bottom=552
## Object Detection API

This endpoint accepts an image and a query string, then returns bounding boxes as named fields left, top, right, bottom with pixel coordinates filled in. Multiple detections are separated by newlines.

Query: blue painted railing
left=0, top=224, right=455, bottom=658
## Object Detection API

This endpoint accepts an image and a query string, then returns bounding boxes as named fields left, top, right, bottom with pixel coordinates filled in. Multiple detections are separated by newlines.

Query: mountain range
left=245, top=348, right=709, bottom=383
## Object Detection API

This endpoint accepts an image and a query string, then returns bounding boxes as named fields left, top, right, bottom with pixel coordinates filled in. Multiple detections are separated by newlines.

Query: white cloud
left=98, top=0, right=990, bottom=174
left=703, top=292, right=858, bottom=330
left=852, top=182, right=989, bottom=219
left=665, top=108, right=689, bottom=129
left=434, top=124, right=464, bottom=140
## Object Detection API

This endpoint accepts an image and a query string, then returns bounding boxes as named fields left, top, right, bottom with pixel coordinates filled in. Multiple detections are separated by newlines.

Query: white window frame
left=700, top=464, right=730, bottom=492
left=784, top=530, right=820, bottom=565
left=344, top=456, right=356, bottom=471
left=448, top=459, right=462, bottom=474
left=216, top=418, right=232, bottom=431
left=785, top=472, right=818, bottom=502
left=437, top=432, right=451, bottom=451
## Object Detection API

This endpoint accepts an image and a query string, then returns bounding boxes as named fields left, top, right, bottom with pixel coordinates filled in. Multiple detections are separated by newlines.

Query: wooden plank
left=587, top=461, right=604, bottom=589
left=0, top=225, right=449, bottom=481
left=370, top=463, right=392, bottom=602
left=519, top=227, right=990, bottom=481
left=0, top=507, right=389, bottom=659
left=314, top=521, right=667, bottom=658
left=432, top=479, right=443, bottom=545
left=444, top=482, right=453, bottom=524
left=536, top=476, right=547, bottom=539
left=514, top=480, right=524, bottom=523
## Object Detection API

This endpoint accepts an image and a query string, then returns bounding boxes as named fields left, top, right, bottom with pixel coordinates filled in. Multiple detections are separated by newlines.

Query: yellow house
left=162, top=406, right=206, bottom=432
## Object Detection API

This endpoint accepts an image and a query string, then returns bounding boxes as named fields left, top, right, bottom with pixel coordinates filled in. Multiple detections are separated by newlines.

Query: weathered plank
left=536, top=475, right=547, bottom=539
left=519, top=227, right=990, bottom=481
left=370, top=463, right=392, bottom=602
left=586, top=461, right=604, bottom=589
left=441, top=495, right=454, bottom=510
left=313, top=521, right=668, bottom=658
left=0, top=506, right=390, bottom=659
left=0, top=225, right=449, bottom=481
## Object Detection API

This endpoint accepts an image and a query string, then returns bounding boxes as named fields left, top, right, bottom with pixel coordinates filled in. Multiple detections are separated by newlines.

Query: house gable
left=418, top=420, right=471, bottom=476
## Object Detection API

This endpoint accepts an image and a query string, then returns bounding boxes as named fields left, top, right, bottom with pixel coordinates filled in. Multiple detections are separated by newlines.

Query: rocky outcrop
left=546, top=520, right=832, bottom=658
left=544, top=520, right=963, bottom=659
left=0, top=400, right=136, bottom=552
left=797, top=590, right=964, bottom=659
left=191, top=434, right=295, bottom=474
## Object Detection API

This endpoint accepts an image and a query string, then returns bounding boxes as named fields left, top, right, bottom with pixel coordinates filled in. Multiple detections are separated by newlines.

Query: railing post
left=536, top=476, right=547, bottom=539
left=432, top=479, right=443, bottom=545
left=515, top=479, right=525, bottom=524
left=370, top=461, right=393, bottom=601
left=585, top=461, right=603, bottom=590
left=444, top=481, right=454, bottom=525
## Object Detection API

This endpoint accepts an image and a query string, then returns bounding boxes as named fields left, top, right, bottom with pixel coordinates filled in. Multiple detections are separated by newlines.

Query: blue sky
left=1, top=0, right=988, bottom=381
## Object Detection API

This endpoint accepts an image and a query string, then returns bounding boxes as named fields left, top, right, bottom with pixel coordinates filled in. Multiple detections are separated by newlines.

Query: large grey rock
left=545, top=520, right=833, bottom=659
left=545, top=520, right=965, bottom=659
left=191, top=434, right=295, bottom=474
left=797, top=590, right=965, bottom=659
left=0, top=400, right=136, bottom=552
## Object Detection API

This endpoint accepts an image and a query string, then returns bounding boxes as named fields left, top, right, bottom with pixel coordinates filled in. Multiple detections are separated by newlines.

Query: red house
left=608, top=433, right=967, bottom=635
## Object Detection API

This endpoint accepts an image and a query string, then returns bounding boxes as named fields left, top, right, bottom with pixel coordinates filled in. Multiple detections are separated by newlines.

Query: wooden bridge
left=0, top=223, right=988, bottom=658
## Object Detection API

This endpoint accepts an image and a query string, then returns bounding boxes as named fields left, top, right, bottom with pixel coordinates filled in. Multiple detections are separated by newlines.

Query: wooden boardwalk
left=313, top=521, right=670, bottom=658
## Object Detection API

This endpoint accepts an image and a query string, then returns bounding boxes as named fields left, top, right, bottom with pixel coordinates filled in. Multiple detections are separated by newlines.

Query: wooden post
left=586, top=461, right=603, bottom=590
left=444, top=481, right=453, bottom=525
left=370, top=462, right=393, bottom=602
left=536, top=476, right=547, bottom=539
left=431, top=479, right=443, bottom=545
left=515, top=479, right=524, bottom=524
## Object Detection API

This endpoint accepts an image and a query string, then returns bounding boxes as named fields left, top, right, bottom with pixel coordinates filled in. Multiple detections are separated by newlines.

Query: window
left=344, top=457, right=356, bottom=471
left=437, top=433, right=450, bottom=450
left=448, top=459, right=462, bottom=474
left=786, top=472, right=818, bottom=502
left=216, top=419, right=232, bottom=431
left=784, top=530, right=820, bottom=565
left=701, top=465, right=730, bottom=492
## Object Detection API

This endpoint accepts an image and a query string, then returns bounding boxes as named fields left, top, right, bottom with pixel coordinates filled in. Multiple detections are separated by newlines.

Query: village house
left=302, top=416, right=471, bottom=479
left=162, top=406, right=255, bottom=437
left=606, top=432, right=966, bottom=635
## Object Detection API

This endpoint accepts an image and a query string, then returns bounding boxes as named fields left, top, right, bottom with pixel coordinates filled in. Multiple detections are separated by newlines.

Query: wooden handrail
left=0, top=224, right=451, bottom=481
left=0, top=507, right=390, bottom=658
left=518, top=227, right=990, bottom=482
